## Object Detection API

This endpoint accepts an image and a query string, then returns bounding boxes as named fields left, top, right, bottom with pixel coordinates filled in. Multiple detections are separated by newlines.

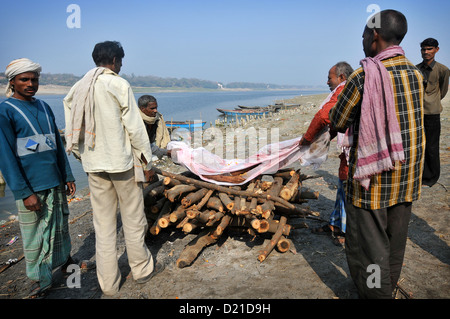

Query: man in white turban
left=0, top=58, right=76, bottom=298
left=4, top=58, right=42, bottom=98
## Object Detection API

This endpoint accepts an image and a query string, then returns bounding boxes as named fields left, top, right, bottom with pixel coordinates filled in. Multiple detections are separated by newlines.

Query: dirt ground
left=0, top=93, right=448, bottom=302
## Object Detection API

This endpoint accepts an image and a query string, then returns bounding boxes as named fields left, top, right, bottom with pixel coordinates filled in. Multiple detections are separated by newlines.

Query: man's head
left=5, top=58, right=42, bottom=100
left=327, top=61, right=353, bottom=91
left=138, top=95, right=158, bottom=118
left=363, top=9, right=408, bottom=57
left=92, top=41, right=125, bottom=74
left=420, top=38, right=439, bottom=63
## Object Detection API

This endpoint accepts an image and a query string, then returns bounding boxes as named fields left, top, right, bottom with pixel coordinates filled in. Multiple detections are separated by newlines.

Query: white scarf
left=65, top=67, right=106, bottom=153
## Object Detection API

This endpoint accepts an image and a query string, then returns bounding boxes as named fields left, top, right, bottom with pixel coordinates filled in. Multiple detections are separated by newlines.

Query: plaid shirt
left=330, top=55, right=425, bottom=209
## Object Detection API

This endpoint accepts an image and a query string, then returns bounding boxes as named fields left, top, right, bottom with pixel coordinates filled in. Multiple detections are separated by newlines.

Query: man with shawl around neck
left=64, top=41, right=162, bottom=296
left=0, top=58, right=76, bottom=298
left=138, top=95, right=172, bottom=159
left=330, top=10, right=425, bottom=298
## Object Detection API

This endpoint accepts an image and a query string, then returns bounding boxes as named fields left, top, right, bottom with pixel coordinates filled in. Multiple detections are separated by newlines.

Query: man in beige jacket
left=64, top=41, right=161, bottom=296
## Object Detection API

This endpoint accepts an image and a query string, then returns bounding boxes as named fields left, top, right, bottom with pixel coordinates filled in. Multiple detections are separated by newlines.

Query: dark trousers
left=423, top=114, right=441, bottom=186
left=345, top=202, right=412, bottom=299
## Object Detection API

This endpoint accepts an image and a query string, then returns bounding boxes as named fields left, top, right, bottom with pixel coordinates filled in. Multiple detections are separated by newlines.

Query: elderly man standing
left=0, top=58, right=76, bottom=298
left=64, top=41, right=161, bottom=296
left=300, top=62, right=353, bottom=246
left=330, top=10, right=425, bottom=298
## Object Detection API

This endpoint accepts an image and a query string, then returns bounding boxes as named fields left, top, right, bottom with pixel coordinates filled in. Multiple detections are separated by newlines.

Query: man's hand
left=66, top=181, right=76, bottom=197
left=23, top=194, right=41, bottom=212
left=298, top=137, right=311, bottom=147
left=144, top=168, right=157, bottom=183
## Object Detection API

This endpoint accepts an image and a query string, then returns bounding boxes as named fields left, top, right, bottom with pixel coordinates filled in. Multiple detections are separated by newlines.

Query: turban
left=5, top=58, right=42, bottom=97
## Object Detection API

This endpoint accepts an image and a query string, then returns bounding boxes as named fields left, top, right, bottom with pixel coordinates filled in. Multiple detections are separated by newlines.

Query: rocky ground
left=0, top=93, right=448, bottom=304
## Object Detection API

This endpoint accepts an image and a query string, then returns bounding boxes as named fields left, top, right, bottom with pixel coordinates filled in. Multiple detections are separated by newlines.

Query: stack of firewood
left=144, top=168, right=320, bottom=268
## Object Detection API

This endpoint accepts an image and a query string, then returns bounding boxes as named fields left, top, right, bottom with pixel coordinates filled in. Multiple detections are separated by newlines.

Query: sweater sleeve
left=302, top=85, right=343, bottom=142
left=0, top=110, right=33, bottom=199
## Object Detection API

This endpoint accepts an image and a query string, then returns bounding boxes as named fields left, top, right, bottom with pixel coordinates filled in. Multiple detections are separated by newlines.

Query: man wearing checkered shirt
left=329, top=10, right=425, bottom=298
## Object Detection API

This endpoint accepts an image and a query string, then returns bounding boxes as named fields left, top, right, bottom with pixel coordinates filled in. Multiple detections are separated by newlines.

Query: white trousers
left=88, top=168, right=153, bottom=295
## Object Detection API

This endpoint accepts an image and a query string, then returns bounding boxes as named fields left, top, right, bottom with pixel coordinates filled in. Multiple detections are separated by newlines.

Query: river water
left=0, top=89, right=324, bottom=221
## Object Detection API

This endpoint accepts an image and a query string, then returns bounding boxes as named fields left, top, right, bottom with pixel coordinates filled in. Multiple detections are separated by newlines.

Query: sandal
left=60, top=256, right=78, bottom=274
left=28, top=282, right=49, bottom=299
left=332, top=235, right=345, bottom=247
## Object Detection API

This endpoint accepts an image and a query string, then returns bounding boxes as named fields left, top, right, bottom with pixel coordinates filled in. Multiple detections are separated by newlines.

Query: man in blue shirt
left=0, top=58, right=76, bottom=298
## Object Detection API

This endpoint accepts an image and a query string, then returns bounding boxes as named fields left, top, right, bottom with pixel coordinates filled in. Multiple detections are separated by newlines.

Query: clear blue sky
left=1, top=0, right=449, bottom=86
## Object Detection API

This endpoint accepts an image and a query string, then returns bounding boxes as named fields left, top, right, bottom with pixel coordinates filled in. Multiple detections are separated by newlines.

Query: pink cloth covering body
left=168, top=131, right=330, bottom=186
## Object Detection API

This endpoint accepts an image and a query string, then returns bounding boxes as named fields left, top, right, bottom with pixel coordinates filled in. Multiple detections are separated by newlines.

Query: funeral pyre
left=144, top=168, right=321, bottom=268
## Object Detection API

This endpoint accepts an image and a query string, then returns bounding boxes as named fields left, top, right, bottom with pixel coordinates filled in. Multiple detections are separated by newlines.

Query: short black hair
left=366, top=9, right=408, bottom=45
left=138, top=95, right=157, bottom=108
left=92, top=41, right=125, bottom=66
left=420, top=38, right=439, bottom=48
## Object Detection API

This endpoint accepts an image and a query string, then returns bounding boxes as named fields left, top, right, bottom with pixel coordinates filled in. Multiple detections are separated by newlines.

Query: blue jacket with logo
left=0, top=97, right=74, bottom=200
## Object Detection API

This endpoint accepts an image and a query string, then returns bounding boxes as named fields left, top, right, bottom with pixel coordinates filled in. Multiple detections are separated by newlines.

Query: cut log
left=143, top=179, right=164, bottom=197
left=259, top=200, right=275, bottom=219
left=299, top=189, right=320, bottom=200
left=176, top=230, right=218, bottom=268
left=196, top=210, right=214, bottom=224
left=266, top=220, right=291, bottom=236
left=169, top=205, right=186, bottom=223
left=163, top=177, right=182, bottom=187
left=152, top=168, right=297, bottom=211
left=206, top=211, right=224, bottom=226
left=258, top=215, right=287, bottom=262
left=212, top=214, right=232, bottom=238
left=195, top=189, right=214, bottom=210
left=279, top=171, right=300, bottom=201
left=276, top=236, right=290, bottom=253
left=232, top=196, right=241, bottom=215
left=218, top=192, right=234, bottom=211
left=149, top=199, right=171, bottom=235
left=182, top=219, right=199, bottom=233
left=206, top=196, right=224, bottom=212
left=249, top=197, right=258, bottom=213
left=261, top=175, right=274, bottom=190
left=165, top=184, right=197, bottom=202
left=181, top=188, right=209, bottom=208
left=149, top=197, right=167, bottom=214
left=186, top=208, right=200, bottom=219
left=257, top=219, right=270, bottom=233
left=274, top=202, right=320, bottom=217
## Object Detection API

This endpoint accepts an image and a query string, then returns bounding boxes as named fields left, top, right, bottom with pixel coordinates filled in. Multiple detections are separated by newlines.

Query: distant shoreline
left=0, top=84, right=327, bottom=96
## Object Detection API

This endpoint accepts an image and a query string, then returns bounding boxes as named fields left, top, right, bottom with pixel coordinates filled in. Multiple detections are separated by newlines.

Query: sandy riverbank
left=0, top=92, right=448, bottom=302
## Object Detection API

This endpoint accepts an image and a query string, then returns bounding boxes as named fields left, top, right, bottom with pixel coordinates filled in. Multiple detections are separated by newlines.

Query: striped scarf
left=351, top=46, right=406, bottom=190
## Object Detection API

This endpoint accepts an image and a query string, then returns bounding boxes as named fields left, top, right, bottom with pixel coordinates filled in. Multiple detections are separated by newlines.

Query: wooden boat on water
left=237, top=105, right=281, bottom=112
left=166, top=120, right=206, bottom=131
left=216, top=108, right=272, bottom=116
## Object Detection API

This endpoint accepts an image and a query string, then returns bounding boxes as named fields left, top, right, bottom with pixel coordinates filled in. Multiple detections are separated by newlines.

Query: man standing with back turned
left=64, top=41, right=162, bottom=296
left=330, top=10, right=425, bottom=298
left=416, top=38, right=450, bottom=187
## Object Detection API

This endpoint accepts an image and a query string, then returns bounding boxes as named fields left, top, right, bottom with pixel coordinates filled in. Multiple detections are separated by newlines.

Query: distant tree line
left=0, top=72, right=302, bottom=90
